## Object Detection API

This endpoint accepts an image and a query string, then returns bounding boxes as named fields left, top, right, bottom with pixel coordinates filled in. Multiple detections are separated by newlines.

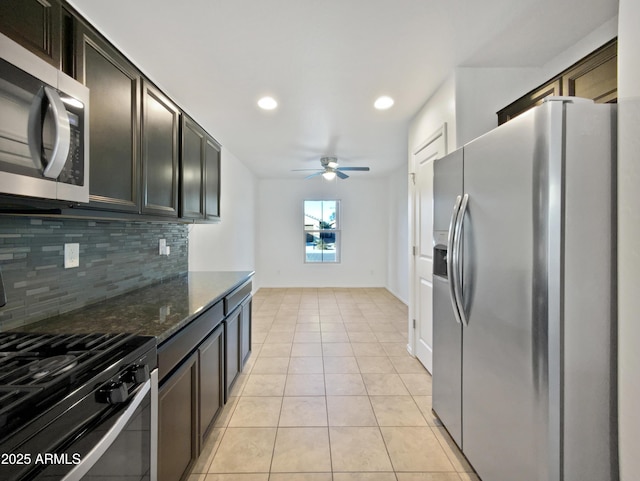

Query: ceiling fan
left=292, top=156, right=370, bottom=180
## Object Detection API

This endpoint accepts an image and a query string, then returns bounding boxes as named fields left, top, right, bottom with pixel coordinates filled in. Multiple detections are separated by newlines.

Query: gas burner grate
left=0, top=332, right=132, bottom=356
left=0, top=353, right=80, bottom=386
left=0, top=386, right=40, bottom=416
left=0, top=332, right=141, bottom=423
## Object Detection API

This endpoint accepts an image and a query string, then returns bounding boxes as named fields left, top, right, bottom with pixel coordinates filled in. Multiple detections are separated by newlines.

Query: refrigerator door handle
left=453, top=193, right=469, bottom=326
left=447, top=195, right=463, bottom=324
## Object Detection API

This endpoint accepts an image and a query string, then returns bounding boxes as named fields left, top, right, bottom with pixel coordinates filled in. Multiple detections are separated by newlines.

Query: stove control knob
left=97, top=382, right=128, bottom=404
left=124, top=364, right=150, bottom=384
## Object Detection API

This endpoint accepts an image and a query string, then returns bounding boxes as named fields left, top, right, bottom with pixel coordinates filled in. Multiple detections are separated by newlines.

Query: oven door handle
left=61, top=377, right=151, bottom=481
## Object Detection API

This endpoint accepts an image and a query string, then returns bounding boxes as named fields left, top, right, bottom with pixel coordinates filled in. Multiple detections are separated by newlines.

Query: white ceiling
left=68, top=0, right=617, bottom=179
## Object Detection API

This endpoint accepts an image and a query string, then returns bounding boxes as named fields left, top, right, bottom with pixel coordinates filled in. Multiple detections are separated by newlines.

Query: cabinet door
left=76, top=26, right=141, bottom=212
left=142, top=81, right=179, bottom=217
left=180, top=116, right=205, bottom=219
left=240, top=296, right=252, bottom=369
left=224, top=309, right=241, bottom=401
left=204, top=137, right=221, bottom=221
left=0, top=0, right=61, bottom=68
left=562, top=40, right=617, bottom=104
left=199, top=323, right=224, bottom=444
left=497, top=79, right=560, bottom=125
left=158, top=352, right=198, bottom=481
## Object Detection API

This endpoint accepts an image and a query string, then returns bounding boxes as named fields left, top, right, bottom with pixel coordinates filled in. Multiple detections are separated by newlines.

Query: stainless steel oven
left=0, top=332, right=157, bottom=481
left=0, top=32, right=89, bottom=204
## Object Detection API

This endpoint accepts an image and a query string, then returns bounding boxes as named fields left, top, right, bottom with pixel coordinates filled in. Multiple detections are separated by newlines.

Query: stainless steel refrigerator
left=432, top=97, right=617, bottom=481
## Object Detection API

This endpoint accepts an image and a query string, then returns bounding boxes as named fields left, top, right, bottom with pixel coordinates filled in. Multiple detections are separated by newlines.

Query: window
left=304, top=200, right=340, bottom=263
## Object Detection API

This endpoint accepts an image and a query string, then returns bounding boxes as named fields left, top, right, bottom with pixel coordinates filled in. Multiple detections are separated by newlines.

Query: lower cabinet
left=224, top=295, right=253, bottom=401
left=158, top=352, right=198, bottom=481
left=240, top=296, right=252, bottom=369
left=199, top=322, right=224, bottom=445
left=157, top=283, right=253, bottom=481
left=224, top=308, right=241, bottom=402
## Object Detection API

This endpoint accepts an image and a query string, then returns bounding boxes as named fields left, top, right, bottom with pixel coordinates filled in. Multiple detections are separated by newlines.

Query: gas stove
left=0, top=331, right=157, bottom=481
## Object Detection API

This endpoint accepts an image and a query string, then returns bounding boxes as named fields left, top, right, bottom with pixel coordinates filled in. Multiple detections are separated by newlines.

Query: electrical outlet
left=159, top=239, right=166, bottom=256
left=64, top=243, right=80, bottom=269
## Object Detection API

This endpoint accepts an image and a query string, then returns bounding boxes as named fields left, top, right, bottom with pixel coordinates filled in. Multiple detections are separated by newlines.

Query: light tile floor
left=188, top=288, right=480, bottom=481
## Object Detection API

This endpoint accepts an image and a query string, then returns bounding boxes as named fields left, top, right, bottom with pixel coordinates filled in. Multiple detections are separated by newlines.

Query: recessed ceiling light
left=258, top=96, right=278, bottom=110
left=374, top=96, right=394, bottom=110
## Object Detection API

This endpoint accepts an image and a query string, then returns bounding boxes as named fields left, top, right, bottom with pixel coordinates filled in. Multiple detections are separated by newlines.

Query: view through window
left=304, top=200, right=340, bottom=263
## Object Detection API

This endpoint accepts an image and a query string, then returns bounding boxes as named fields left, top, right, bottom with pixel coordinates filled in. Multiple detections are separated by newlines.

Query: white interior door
left=410, top=125, right=446, bottom=373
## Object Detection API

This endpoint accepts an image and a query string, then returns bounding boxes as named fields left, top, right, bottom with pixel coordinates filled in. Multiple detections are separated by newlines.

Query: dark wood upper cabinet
left=141, top=81, right=180, bottom=217
left=204, top=137, right=221, bottom=221
left=497, top=79, right=561, bottom=125
left=76, top=25, right=141, bottom=212
left=0, top=0, right=61, bottom=68
left=498, top=39, right=617, bottom=125
left=180, top=115, right=221, bottom=221
left=4, top=0, right=222, bottom=221
left=562, top=40, right=617, bottom=103
left=181, top=116, right=206, bottom=219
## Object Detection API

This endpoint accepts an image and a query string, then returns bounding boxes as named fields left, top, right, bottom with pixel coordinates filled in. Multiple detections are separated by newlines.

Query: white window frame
left=303, top=199, right=341, bottom=263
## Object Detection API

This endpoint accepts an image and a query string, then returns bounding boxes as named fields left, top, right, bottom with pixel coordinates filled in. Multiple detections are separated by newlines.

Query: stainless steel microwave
left=0, top=32, right=89, bottom=203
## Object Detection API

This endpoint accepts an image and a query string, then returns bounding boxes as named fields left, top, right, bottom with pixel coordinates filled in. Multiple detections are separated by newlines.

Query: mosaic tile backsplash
left=0, top=216, right=189, bottom=331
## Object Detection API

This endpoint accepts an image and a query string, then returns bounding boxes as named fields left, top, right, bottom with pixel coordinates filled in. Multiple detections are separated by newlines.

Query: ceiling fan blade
left=336, top=170, right=349, bottom=179
left=337, top=167, right=370, bottom=171
left=305, top=172, right=323, bottom=179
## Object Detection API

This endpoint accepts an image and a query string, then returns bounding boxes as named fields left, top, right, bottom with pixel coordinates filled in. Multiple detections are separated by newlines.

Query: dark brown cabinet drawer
left=224, top=280, right=252, bottom=315
left=158, top=301, right=224, bottom=381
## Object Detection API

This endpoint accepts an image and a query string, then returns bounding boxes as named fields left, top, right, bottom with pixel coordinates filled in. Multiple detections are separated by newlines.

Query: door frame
left=408, top=124, right=447, bottom=370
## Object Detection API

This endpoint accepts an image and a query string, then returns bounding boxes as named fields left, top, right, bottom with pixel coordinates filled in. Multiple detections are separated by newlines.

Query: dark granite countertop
left=19, top=271, right=254, bottom=344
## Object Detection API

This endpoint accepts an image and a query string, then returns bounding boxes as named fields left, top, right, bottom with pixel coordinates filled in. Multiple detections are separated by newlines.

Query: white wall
left=409, top=74, right=457, bottom=154
left=452, top=17, right=618, bottom=148
left=188, top=148, right=257, bottom=276
left=386, top=164, right=409, bottom=303
left=257, top=177, right=389, bottom=288
left=617, top=2, right=640, bottom=478
left=455, top=67, right=538, bottom=145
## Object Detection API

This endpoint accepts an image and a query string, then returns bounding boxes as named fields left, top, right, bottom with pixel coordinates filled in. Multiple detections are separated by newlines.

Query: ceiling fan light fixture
left=322, top=170, right=337, bottom=181
left=374, top=95, right=394, bottom=110
left=258, top=96, right=278, bottom=110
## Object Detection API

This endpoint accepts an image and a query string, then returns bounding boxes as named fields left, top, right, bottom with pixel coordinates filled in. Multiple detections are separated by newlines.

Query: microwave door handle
left=26, top=86, right=70, bottom=179
left=41, top=86, right=71, bottom=179
left=453, top=193, right=469, bottom=326
left=447, top=195, right=463, bottom=324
